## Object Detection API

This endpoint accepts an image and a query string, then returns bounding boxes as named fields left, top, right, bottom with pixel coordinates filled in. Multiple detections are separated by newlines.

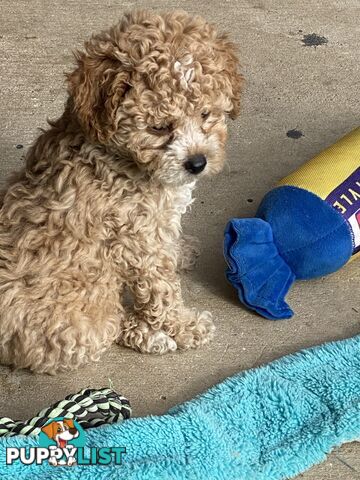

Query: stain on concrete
left=302, top=33, right=328, bottom=47
left=251, top=1, right=265, bottom=10
left=247, top=198, right=254, bottom=203
left=286, top=129, right=304, bottom=139
left=15, top=144, right=23, bottom=149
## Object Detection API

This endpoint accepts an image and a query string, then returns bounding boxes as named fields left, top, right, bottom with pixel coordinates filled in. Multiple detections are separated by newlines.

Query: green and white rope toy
left=0, top=387, right=131, bottom=437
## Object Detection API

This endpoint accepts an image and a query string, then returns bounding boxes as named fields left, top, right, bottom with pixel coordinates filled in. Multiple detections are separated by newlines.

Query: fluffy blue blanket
left=1, top=334, right=359, bottom=479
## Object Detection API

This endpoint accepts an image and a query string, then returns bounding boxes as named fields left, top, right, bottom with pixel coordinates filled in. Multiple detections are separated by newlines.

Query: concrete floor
left=0, top=0, right=359, bottom=478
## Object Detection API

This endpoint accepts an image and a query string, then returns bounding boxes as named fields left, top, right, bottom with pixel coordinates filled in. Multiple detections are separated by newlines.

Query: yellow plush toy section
left=278, top=127, right=360, bottom=200
left=278, top=127, right=360, bottom=262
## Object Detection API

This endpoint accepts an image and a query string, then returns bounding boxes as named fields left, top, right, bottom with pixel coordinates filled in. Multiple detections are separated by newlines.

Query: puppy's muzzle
left=184, top=154, right=207, bottom=174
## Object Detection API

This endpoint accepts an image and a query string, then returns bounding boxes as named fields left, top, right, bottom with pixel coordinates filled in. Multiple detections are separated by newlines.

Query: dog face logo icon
left=39, top=417, right=85, bottom=466
left=41, top=419, right=79, bottom=449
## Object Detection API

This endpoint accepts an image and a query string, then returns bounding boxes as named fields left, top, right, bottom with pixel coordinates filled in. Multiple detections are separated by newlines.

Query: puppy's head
left=67, top=10, right=243, bottom=185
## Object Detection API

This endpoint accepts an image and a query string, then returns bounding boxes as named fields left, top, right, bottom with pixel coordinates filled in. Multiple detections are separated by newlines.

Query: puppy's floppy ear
left=64, top=419, right=75, bottom=429
left=41, top=421, right=56, bottom=439
left=213, top=34, right=243, bottom=119
left=67, top=40, right=131, bottom=143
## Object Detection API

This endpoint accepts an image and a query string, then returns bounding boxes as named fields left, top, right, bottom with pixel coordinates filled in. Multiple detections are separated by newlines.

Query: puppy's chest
left=107, top=182, right=195, bottom=240
left=146, top=183, right=195, bottom=240
left=166, top=182, right=195, bottom=216
left=150, top=182, right=195, bottom=229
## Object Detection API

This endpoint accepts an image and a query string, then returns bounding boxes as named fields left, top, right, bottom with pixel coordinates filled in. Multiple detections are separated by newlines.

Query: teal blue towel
left=1, top=334, right=360, bottom=479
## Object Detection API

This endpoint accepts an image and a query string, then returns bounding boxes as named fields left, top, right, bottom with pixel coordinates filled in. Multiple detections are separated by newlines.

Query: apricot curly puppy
left=0, top=10, right=242, bottom=373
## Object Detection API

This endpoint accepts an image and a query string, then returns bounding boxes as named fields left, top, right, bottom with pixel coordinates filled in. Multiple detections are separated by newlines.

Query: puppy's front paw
left=178, top=235, right=200, bottom=272
left=119, top=318, right=178, bottom=355
left=144, top=330, right=178, bottom=355
left=174, top=310, right=215, bottom=350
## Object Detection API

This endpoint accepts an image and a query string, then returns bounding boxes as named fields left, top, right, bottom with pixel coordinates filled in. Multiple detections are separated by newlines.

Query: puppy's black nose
left=184, top=154, right=207, bottom=174
left=69, top=428, right=77, bottom=435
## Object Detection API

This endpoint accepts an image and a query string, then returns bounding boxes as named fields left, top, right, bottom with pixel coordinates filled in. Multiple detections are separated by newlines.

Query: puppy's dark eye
left=201, top=111, right=210, bottom=120
left=149, top=124, right=173, bottom=135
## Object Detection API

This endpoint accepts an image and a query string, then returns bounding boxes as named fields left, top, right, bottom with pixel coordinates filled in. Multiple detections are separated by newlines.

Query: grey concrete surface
left=0, top=0, right=359, bottom=478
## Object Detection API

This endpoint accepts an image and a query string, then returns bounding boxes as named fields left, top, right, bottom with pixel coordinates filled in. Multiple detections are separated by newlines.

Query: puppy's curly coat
left=0, top=10, right=242, bottom=373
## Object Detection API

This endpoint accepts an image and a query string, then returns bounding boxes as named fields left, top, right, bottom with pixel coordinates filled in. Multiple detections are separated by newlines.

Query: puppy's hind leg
left=0, top=295, right=123, bottom=374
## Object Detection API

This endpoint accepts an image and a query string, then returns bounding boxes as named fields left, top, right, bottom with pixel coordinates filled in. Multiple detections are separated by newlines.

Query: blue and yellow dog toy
left=224, top=128, right=360, bottom=319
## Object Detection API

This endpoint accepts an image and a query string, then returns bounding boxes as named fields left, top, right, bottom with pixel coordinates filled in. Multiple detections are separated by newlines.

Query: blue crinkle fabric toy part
left=224, top=186, right=353, bottom=320
left=224, top=217, right=295, bottom=319
left=257, top=186, right=353, bottom=279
